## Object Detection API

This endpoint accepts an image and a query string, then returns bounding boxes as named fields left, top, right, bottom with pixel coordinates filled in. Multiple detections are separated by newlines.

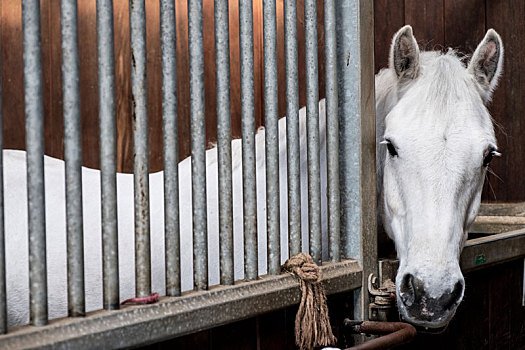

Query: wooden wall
left=0, top=0, right=324, bottom=173
left=374, top=0, right=525, bottom=202
left=1, top=0, right=523, bottom=200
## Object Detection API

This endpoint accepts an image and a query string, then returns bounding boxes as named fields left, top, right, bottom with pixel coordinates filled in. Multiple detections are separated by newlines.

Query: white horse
left=4, top=102, right=328, bottom=327
left=376, top=26, right=503, bottom=329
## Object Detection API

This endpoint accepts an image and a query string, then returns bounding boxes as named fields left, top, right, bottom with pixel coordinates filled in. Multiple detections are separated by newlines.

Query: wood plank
left=210, top=318, right=257, bottom=350
left=41, top=0, right=64, bottom=162
left=373, top=0, right=404, bottom=73
left=78, top=1, right=100, bottom=170
left=257, top=309, right=288, bottom=350
left=2, top=0, right=25, bottom=152
left=484, top=0, right=525, bottom=202
left=443, top=0, right=485, bottom=53
left=404, top=0, right=444, bottom=51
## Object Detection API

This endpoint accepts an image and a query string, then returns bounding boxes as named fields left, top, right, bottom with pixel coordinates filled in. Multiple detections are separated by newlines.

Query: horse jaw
left=376, top=26, right=502, bottom=329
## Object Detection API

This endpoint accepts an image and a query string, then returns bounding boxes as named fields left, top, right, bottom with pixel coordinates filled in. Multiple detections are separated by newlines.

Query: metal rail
left=0, top=261, right=362, bottom=349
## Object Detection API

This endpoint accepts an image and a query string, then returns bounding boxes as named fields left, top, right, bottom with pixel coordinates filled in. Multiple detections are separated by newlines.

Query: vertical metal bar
left=0, top=19, right=5, bottom=335
left=129, top=0, right=151, bottom=298
left=97, top=0, right=119, bottom=310
left=61, top=0, right=85, bottom=317
left=305, top=0, right=321, bottom=265
left=22, top=0, right=48, bottom=326
left=284, top=0, right=301, bottom=257
left=239, top=0, right=258, bottom=280
left=188, top=0, right=208, bottom=290
left=160, top=0, right=180, bottom=297
left=337, top=0, right=377, bottom=320
left=215, top=0, right=234, bottom=285
left=324, top=0, right=340, bottom=262
left=263, top=0, right=280, bottom=275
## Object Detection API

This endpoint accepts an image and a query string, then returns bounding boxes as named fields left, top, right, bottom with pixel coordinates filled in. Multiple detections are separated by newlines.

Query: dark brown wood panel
left=404, top=0, right=445, bottom=50
left=78, top=1, right=100, bottom=170
left=2, top=1, right=25, bottom=153
left=484, top=0, right=525, bottom=202
left=443, top=0, right=486, bottom=53
left=373, top=0, right=404, bottom=73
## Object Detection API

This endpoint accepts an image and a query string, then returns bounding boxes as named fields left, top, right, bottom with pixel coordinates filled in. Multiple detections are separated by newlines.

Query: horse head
left=376, top=25, right=503, bottom=329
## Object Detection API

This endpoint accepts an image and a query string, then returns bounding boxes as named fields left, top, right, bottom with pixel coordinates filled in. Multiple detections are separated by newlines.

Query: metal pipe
left=239, top=0, right=258, bottom=280
left=97, top=0, right=119, bottom=310
left=324, top=0, right=340, bottom=262
left=22, top=0, right=48, bottom=327
left=129, top=0, right=151, bottom=298
left=304, top=0, right=321, bottom=265
left=284, top=0, right=301, bottom=257
left=345, top=320, right=417, bottom=350
left=215, top=0, right=234, bottom=285
left=262, top=0, right=280, bottom=275
left=60, top=0, right=85, bottom=317
left=160, top=0, right=180, bottom=297
left=0, top=22, right=5, bottom=335
left=188, top=0, right=208, bottom=290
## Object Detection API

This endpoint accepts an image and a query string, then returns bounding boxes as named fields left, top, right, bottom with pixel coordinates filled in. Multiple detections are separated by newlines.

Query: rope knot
left=281, top=253, right=336, bottom=350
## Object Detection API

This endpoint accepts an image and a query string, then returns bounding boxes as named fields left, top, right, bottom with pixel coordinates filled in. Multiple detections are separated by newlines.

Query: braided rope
left=282, top=253, right=337, bottom=350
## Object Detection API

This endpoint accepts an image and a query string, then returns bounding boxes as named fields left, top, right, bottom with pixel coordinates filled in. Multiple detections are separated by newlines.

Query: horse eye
left=483, top=148, right=500, bottom=167
left=386, top=140, right=398, bottom=158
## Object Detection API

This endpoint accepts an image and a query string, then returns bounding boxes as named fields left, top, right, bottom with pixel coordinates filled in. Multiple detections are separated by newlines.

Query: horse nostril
left=400, top=274, right=416, bottom=307
left=442, top=280, right=464, bottom=310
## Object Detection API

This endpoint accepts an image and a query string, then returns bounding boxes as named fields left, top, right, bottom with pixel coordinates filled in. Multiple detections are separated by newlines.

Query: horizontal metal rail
left=379, top=228, right=525, bottom=280
left=460, top=228, right=525, bottom=272
left=0, top=260, right=362, bottom=349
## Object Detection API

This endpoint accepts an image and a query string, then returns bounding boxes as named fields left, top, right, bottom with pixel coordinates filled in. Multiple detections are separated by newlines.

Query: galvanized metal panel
left=336, top=0, right=377, bottom=320
left=129, top=0, right=152, bottom=299
left=215, top=0, right=234, bottom=285
left=239, top=0, right=258, bottom=280
left=97, top=0, right=120, bottom=311
left=188, top=0, right=208, bottom=291
left=160, top=0, right=180, bottom=297
left=22, top=0, right=48, bottom=327
left=305, top=0, right=322, bottom=265
left=324, top=0, right=341, bottom=263
left=284, top=0, right=301, bottom=257
left=0, top=261, right=362, bottom=348
left=61, top=0, right=86, bottom=318
left=262, top=0, right=280, bottom=275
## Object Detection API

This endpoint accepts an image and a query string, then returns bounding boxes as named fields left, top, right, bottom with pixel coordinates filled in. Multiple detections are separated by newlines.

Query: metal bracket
left=368, top=273, right=396, bottom=321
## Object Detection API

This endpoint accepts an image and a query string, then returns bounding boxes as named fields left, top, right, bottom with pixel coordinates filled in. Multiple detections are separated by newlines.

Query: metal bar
left=188, top=0, right=208, bottom=290
left=0, top=260, right=362, bottom=349
left=215, top=0, right=234, bottom=285
left=284, top=0, right=301, bottom=257
left=97, top=0, right=119, bottom=310
left=61, top=0, right=85, bottom=317
left=305, top=0, right=321, bottom=264
left=263, top=0, right=280, bottom=275
left=160, top=0, right=180, bottom=297
left=129, top=0, right=151, bottom=298
left=0, top=21, right=5, bottom=335
left=324, top=0, right=340, bottom=263
left=345, top=320, right=417, bottom=350
left=239, top=0, right=258, bottom=280
left=461, top=228, right=525, bottom=272
left=22, top=0, right=48, bottom=327
left=336, top=0, right=377, bottom=321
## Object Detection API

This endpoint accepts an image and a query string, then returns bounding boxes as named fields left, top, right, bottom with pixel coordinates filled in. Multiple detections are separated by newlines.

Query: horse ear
left=390, top=25, right=420, bottom=80
left=468, top=29, right=503, bottom=102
